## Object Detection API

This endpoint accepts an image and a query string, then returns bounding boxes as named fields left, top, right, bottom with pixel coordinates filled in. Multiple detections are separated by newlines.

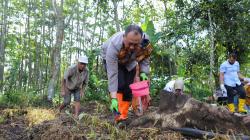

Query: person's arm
left=139, top=33, right=151, bottom=79
left=238, top=72, right=245, bottom=81
left=219, top=72, right=224, bottom=85
left=219, top=62, right=226, bottom=85
left=219, top=63, right=227, bottom=95
left=81, top=71, right=89, bottom=97
left=219, top=72, right=227, bottom=95
left=61, top=78, right=66, bottom=96
left=139, top=57, right=149, bottom=73
left=106, top=42, right=119, bottom=98
left=164, top=81, right=174, bottom=92
left=139, top=57, right=150, bottom=80
left=236, top=62, right=250, bottom=82
left=104, top=41, right=121, bottom=112
left=238, top=72, right=250, bottom=83
left=61, top=67, right=73, bottom=96
left=134, top=63, right=140, bottom=82
left=236, top=62, right=244, bottom=81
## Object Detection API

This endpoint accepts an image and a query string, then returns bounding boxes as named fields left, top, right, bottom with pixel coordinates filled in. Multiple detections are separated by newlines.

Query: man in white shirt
left=219, top=53, right=250, bottom=113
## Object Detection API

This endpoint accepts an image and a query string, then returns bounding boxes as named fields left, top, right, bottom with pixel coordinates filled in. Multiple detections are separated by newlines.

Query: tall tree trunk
left=47, top=0, right=64, bottom=101
left=90, top=1, right=99, bottom=49
left=81, top=2, right=87, bottom=52
left=163, top=0, right=173, bottom=77
left=19, top=56, right=24, bottom=91
left=33, top=1, right=40, bottom=91
left=40, top=0, right=46, bottom=94
left=46, top=20, right=54, bottom=87
left=208, top=9, right=215, bottom=93
left=35, top=31, right=39, bottom=88
left=112, top=0, right=120, bottom=32
left=122, top=0, right=124, bottom=20
left=69, top=20, right=73, bottom=63
left=18, top=21, right=26, bottom=89
left=81, top=21, right=84, bottom=54
left=26, top=0, right=32, bottom=91
left=168, top=57, right=172, bottom=76
left=76, top=0, right=80, bottom=49
left=0, top=0, right=8, bottom=92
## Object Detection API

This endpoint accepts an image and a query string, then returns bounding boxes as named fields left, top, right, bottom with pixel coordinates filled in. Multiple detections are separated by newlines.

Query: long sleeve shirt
left=101, top=31, right=150, bottom=93
left=64, top=64, right=89, bottom=91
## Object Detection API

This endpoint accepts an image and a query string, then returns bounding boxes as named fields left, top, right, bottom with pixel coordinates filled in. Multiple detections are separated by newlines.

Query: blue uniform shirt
left=220, top=60, right=241, bottom=87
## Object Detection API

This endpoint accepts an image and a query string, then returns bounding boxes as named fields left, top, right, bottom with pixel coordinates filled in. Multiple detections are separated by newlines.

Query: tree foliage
left=0, top=0, right=250, bottom=105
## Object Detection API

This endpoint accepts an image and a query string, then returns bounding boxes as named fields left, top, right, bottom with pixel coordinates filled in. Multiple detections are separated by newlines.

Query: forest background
left=0, top=0, right=250, bottom=106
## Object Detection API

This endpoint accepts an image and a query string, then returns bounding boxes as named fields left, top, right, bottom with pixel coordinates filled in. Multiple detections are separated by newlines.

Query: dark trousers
left=103, top=60, right=136, bottom=101
left=117, top=64, right=136, bottom=101
left=225, top=84, right=246, bottom=104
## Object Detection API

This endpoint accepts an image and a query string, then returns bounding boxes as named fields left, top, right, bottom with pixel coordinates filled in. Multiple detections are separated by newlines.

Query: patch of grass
left=94, top=101, right=108, bottom=114
left=70, top=112, right=128, bottom=140
left=25, top=108, right=56, bottom=126
left=2, top=108, right=27, bottom=118
left=87, top=127, right=97, bottom=139
left=0, top=116, right=5, bottom=124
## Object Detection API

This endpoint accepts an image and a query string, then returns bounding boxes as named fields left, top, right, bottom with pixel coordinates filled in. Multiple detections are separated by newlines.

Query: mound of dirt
left=129, top=91, right=250, bottom=137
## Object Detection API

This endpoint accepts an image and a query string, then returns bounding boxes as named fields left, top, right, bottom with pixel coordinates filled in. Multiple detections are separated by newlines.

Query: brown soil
left=1, top=99, right=244, bottom=140
left=0, top=101, right=186, bottom=140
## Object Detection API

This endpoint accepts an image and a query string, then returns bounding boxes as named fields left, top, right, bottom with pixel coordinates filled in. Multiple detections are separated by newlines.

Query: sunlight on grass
left=2, top=109, right=27, bottom=117
left=26, top=108, right=56, bottom=126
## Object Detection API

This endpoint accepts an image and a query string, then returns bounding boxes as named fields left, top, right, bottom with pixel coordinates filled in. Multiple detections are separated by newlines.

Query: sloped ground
left=0, top=101, right=187, bottom=140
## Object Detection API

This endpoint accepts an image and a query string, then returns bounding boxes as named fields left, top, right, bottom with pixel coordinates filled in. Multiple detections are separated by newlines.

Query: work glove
left=220, top=84, right=227, bottom=97
left=140, top=73, right=148, bottom=81
left=244, top=78, right=250, bottom=83
left=110, top=98, right=118, bottom=112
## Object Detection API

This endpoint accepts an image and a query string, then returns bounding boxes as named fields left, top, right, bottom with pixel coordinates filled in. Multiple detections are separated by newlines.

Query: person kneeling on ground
left=163, top=78, right=184, bottom=95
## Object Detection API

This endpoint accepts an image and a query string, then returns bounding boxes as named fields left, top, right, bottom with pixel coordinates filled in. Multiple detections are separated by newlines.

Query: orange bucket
left=129, top=80, right=149, bottom=97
